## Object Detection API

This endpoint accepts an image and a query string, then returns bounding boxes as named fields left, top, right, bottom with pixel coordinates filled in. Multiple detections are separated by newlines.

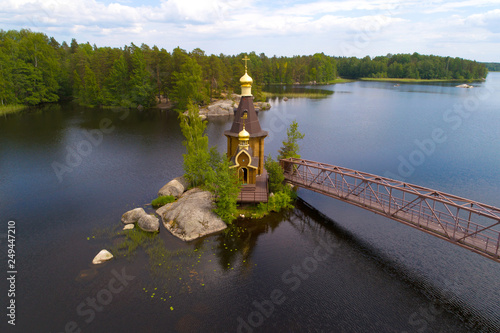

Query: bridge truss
left=281, top=158, right=500, bottom=263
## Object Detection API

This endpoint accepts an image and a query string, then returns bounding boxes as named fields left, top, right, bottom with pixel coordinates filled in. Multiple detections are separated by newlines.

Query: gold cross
left=242, top=55, right=250, bottom=71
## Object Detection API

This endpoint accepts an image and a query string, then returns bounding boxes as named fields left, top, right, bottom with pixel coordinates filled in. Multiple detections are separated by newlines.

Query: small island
left=117, top=56, right=302, bottom=243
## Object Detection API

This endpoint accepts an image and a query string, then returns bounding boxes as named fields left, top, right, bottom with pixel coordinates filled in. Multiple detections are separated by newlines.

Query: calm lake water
left=1, top=73, right=499, bottom=332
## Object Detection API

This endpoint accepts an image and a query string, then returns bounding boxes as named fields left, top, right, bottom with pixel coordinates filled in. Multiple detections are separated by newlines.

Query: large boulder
left=138, top=214, right=160, bottom=232
left=121, top=208, right=147, bottom=224
left=192, top=97, right=270, bottom=118
left=203, top=99, right=236, bottom=117
left=158, top=176, right=189, bottom=198
left=157, top=188, right=227, bottom=241
left=254, top=102, right=271, bottom=111
left=92, top=249, right=114, bottom=264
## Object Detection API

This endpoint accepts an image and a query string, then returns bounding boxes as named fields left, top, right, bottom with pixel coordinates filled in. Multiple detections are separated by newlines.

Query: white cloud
left=0, top=0, right=498, bottom=61
left=465, top=9, right=500, bottom=32
left=281, top=0, right=403, bottom=16
left=422, top=0, right=500, bottom=14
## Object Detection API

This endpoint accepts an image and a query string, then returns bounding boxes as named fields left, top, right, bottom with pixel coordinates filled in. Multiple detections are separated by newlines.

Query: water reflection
left=1, top=75, right=499, bottom=332
left=212, top=210, right=290, bottom=272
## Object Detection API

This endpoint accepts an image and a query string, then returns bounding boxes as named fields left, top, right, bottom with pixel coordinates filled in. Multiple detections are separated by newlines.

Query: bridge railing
left=280, top=158, right=500, bottom=262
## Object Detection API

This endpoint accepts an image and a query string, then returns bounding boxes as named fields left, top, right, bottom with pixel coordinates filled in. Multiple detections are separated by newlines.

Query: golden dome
left=240, top=71, right=253, bottom=87
left=238, top=126, right=250, bottom=141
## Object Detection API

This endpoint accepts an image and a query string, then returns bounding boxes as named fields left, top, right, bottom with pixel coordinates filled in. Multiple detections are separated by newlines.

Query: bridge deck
left=281, top=158, right=500, bottom=263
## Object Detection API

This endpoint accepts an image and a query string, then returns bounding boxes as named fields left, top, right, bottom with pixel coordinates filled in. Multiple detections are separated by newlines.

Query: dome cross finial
left=242, top=55, right=250, bottom=72
left=240, top=57, right=253, bottom=96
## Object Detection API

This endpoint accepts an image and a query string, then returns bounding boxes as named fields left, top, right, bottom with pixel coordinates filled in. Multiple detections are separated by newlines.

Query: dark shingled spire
left=224, top=96, right=268, bottom=138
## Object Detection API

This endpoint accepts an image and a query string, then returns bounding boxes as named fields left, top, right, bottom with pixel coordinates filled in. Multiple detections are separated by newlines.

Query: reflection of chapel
left=224, top=57, right=269, bottom=203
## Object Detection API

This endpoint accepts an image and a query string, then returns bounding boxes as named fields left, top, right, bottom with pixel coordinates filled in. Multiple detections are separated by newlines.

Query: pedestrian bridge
left=280, top=158, right=500, bottom=263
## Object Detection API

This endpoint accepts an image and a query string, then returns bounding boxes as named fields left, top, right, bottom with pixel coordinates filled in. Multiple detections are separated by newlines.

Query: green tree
left=105, top=54, right=130, bottom=106
left=83, top=64, right=100, bottom=105
left=171, top=57, right=207, bottom=111
left=262, top=190, right=294, bottom=213
left=278, top=120, right=305, bottom=160
left=73, top=64, right=100, bottom=106
left=206, top=149, right=241, bottom=224
left=179, top=102, right=211, bottom=187
left=130, top=47, right=155, bottom=107
left=257, top=154, right=296, bottom=216
left=0, top=48, right=15, bottom=105
left=264, top=155, right=285, bottom=193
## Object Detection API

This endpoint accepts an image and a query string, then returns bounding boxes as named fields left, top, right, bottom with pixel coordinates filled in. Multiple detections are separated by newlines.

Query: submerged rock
left=123, top=224, right=134, bottom=230
left=76, top=268, right=98, bottom=282
left=92, top=249, right=114, bottom=264
left=121, top=208, right=147, bottom=224
left=158, top=176, right=189, bottom=198
left=138, top=214, right=160, bottom=232
left=157, top=188, right=227, bottom=241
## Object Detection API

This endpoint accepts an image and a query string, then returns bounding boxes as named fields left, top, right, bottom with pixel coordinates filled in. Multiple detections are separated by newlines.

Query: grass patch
left=112, top=226, right=159, bottom=257
left=151, top=195, right=176, bottom=208
left=263, top=91, right=333, bottom=99
left=0, top=104, right=27, bottom=116
left=91, top=222, right=215, bottom=302
left=323, top=78, right=354, bottom=84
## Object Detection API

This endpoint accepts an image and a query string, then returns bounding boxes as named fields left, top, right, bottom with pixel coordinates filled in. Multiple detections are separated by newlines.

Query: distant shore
left=266, top=78, right=354, bottom=85
left=359, top=77, right=486, bottom=83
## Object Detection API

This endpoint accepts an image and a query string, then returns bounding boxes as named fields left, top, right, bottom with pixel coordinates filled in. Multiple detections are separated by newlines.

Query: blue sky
left=2, top=0, right=499, bottom=61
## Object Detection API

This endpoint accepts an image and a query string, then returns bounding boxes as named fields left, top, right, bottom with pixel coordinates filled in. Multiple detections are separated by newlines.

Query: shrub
left=265, top=155, right=286, bottom=193
left=205, top=149, right=241, bottom=224
left=254, top=190, right=294, bottom=218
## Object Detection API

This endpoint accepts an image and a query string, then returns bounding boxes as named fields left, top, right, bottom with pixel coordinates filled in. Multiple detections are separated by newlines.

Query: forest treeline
left=483, top=62, right=500, bottom=72
left=0, top=29, right=488, bottom=108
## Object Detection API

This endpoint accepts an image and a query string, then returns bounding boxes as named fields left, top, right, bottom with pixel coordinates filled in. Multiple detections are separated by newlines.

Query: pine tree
left=130, top=48, right=155, bottom=107
left=83, top=64, right=100, bottom=106
left=278, top=121, right=305, bottom=160
left=106, top=55, right=130, bottom=106
left=171, top=57, right=207, bottom=111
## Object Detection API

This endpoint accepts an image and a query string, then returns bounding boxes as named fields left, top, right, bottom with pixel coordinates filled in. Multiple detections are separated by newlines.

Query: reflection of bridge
left=281, top=158, right=500, bottom=263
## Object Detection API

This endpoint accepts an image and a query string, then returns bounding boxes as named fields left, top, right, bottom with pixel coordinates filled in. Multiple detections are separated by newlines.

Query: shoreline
left=359, top=77, right=486, bottom=83
left=266, top=78, right=354, bottom=85
left=0, top=105, right=28, bottom=116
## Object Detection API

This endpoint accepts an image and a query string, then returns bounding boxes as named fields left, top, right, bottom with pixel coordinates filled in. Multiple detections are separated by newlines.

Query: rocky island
left=120, top=176, right=228, bottom=242
left=185, top=94, right=270, bottom=119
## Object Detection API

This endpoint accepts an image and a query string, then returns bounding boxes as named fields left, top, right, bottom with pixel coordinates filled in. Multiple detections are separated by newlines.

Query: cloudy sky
left=2, top=0, right=499, bottom=61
